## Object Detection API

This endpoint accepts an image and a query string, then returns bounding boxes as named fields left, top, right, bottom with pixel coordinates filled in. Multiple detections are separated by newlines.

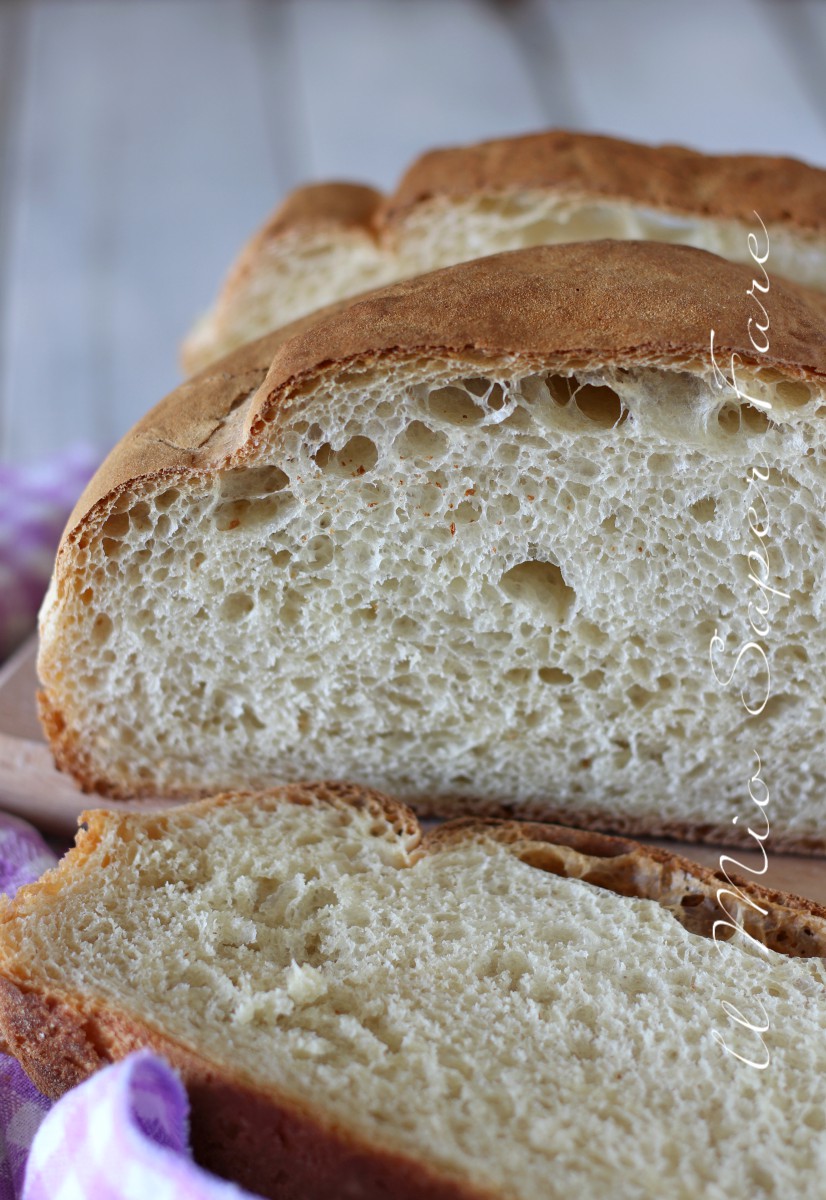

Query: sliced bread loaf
left=1, top=785, right=826, bottom=1199
left=182, top=129, right=826, bottom=373
left=38, top=242, right=826, bottom=848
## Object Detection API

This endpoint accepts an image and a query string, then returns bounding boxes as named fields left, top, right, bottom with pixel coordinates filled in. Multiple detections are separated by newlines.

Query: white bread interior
left=40, top=354, right=826, bottom=847
left=3, top=791, right=826, bottom=1199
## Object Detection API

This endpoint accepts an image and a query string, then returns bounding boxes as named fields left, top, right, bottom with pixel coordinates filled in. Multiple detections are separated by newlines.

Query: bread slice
left=1, top=784, right=826, bottom=1199
left=38, top=242, right=826, bottom=849
left=181, top=130, right=826, bottom=374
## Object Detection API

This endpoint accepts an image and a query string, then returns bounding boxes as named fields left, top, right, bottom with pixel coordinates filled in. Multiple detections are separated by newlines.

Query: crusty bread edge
left=383, top=129, right=826, bottom=231
left=421, top=817, right=826, bottom=954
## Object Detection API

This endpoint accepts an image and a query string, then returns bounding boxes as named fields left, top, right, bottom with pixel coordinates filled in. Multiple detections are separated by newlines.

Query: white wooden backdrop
left=1, top=0, right=825, bottom=465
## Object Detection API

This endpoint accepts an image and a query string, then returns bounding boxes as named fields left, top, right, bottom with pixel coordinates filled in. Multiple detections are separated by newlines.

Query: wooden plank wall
left=0, top=0, right=824, bottom=466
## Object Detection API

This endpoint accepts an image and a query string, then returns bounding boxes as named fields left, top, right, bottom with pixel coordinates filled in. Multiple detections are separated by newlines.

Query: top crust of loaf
left=262, top=182, right=384, bottom=239
left=53, top=240, right=826, bottom=554
left=223, top=182, right=384, bottom=291
left=384, top=129, right=826, bottom=231
left=230, top=131, right=826, bottom=259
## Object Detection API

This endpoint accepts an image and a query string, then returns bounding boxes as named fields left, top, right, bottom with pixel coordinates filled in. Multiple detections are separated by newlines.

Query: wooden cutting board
left=0, top=637, right=177, bottom=837
left=2, top=634, right=825, bottom=904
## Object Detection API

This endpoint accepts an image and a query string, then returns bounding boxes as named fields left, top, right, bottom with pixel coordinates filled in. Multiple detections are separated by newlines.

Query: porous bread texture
left=182, top=130, right=826, bottom=373
left=2, top=790, right=826, bottom=1200
left=39, top=359, right=826, bottom=847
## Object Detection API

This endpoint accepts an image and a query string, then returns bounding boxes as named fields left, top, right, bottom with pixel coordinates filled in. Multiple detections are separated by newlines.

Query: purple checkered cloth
left=0, top=814, right=262, bottom=1199
left=0, top=445, right=99, bottom=662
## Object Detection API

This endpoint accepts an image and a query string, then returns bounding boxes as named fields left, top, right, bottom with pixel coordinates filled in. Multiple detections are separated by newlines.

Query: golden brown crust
left=0, top=977, right=103, bottom=1096
left=252, top=181, right=383, bottom=245
left=253, top=240, right=826, bottom=426
left=181, top=130, right=826, bottom=376
left=417, top=794, right=826, bottom=856
left=385, top=130, right=826, bottom=232
left=58, top=284, right=382, bottom=543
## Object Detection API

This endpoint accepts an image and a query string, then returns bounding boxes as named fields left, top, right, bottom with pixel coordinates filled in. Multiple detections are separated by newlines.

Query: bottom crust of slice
left=0, top=975, right=493, bottom=1200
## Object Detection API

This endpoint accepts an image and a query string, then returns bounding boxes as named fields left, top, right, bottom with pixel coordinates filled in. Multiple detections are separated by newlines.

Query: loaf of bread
left=182, top=130, right=826, bottom=374
left=38, top=242, right=826, bottom=848
left=1, top=784, right=825, bottom=1199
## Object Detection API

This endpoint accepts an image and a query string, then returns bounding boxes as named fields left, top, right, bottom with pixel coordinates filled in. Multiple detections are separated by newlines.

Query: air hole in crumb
left=314, top=436, right=378, bottom=477
left=220, top=592, right=255, bottom=621
left=500, top=560, right=575, bottom=623
left=155, top=488, right=180, bottom=511
left=578, top=620, right=607, bottom=648
left=462, top=377, right=491, bottom=398
left=627, top=684, right=656, bottom=708
left=753, top=693, right=797, bottom=722
left=741, top=404, right=772, bottom=433
left=91, top=613, right=113, bottom=645
left=574, top=383, right=628, bottom=428
left=689, top=497, right=717, bottom=523
left=130, top=502, right=152, bottom=533
left=394, top=421, right=448, bottom=461
left=219, top=465, right=289, bottom=500
left=454, top=500, right=479, bottom=525
left=775, top=380, right=811, bottom=409
left=485, top=383, right=506, bottom=411
left=101, top=512, right=130, bottom=539
left=304, top=535, right=334, bottom=569
left=241, top=704, right=265, bottom=733
left=214, top=493, right=295, bottom=532
left=717, top=404, right=740, bottom=434
left=539, top=667, right=573, bottom=685
left=428, top=386, right=485, bottom=425
left=546, top=376, right=573, bottom=407
left=500, top=406, right=533, bottom=433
